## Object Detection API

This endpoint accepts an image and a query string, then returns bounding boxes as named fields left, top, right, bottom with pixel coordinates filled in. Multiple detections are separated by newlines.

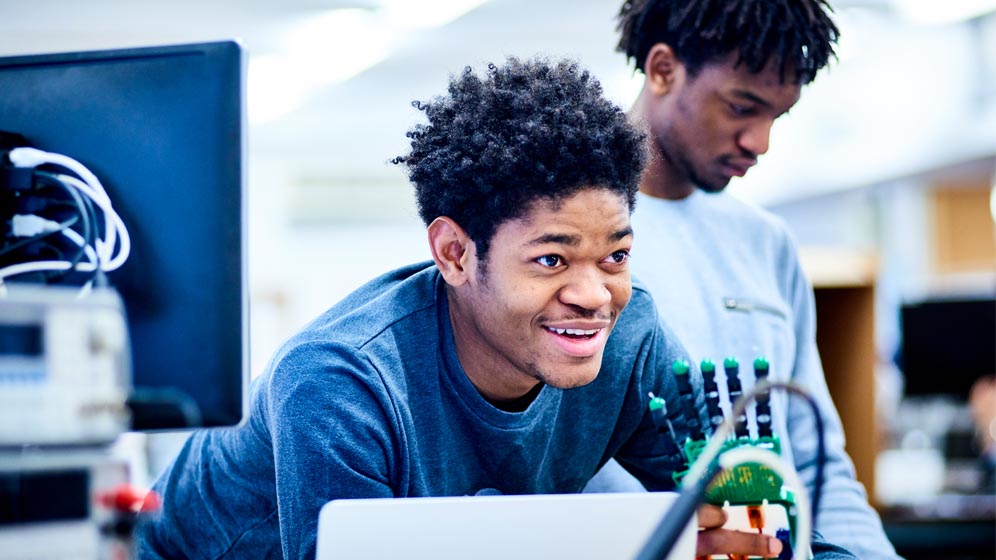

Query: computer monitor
left=0, top=41, right=247, bottom=429
left=900, top=297, right=996, bottom=400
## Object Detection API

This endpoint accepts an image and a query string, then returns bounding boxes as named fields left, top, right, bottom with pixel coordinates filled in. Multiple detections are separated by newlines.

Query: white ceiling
left=3, top=0, right=995, bottom=218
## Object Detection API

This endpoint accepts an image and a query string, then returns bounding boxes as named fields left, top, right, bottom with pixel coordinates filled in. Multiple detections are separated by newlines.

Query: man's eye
left=606, top=250, right=630, bottom=264
left=536, top=255, right=562, bottom=268
left=729, top=103, right=753, bottom=117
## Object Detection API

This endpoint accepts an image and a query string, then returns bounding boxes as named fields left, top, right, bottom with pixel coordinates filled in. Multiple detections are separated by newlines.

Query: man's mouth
left=543, top=326, right=601, bottom=339
left=541, top=324, right=609, bottom=358
left=722, top=157, right=756, bottom=178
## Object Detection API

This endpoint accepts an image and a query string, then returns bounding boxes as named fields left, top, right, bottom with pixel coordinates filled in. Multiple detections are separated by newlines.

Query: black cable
left=32, top=174, right=91, bottom=284
left=75, top=188, right=104, bottom=285
left=53, top=175, right=93, bottom=272
left=779, top=383, right=826, bottom=526
left=34, top=170, right=105, bottom=286
left=0, top=172, right=93, bottom=285
left=37, top=174, right=94, bottom=282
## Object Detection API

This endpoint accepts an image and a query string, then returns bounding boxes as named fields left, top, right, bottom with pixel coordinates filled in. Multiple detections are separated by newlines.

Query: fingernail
left=769, top=537, right=783, bottom=556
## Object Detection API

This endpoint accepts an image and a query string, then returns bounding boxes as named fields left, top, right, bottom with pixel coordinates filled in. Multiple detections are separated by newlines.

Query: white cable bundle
left=0, top=147, right=131, bottom=288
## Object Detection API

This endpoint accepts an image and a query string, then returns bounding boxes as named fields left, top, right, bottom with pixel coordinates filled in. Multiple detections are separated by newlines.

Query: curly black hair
left=617, top=0, right=840, bottom=84
left=392, top=57, right=646, bottom=263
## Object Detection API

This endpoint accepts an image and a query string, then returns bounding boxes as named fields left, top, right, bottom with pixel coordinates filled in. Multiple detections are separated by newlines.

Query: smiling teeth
left=548, top=327, right=599, bottom=335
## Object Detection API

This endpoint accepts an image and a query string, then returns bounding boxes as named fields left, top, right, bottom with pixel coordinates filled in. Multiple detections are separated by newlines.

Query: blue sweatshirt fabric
left=136, top=261, right=692, bottom=559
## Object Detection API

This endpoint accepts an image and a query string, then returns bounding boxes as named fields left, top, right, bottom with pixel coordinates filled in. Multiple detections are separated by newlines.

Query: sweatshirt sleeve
left=265, top=339, right=402, bottom=559
left=612, top=294, right=697, bottom=492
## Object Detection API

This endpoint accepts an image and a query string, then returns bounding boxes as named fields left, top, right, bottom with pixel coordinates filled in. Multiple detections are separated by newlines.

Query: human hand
left=695, top=504, right=783, bottom=559
left=969, top=375, right=996, bottom=454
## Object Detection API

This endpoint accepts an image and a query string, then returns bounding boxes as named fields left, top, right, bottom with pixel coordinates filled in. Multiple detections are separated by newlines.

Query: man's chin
left=540, top=365, right=601, bottom=390
left=690, top=170, right=732, bottom=193
left=697, top=182, right=728, bottom=194
left=694, top=176, right=731, bottom=193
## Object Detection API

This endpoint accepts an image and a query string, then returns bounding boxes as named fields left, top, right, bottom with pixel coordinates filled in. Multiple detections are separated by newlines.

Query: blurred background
left=3, top=1, right=994, bottom=558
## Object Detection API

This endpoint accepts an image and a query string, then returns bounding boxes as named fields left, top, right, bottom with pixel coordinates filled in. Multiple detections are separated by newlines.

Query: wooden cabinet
left=801, top=248, right=880, bottom=505
left=931, top=180, right=996, bottom=276
left=814, top=284, right=879, bottom=505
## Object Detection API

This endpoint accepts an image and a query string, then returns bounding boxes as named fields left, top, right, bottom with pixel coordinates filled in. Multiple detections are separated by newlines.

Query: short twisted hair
left=393, top=57, right=646, bottom=262
left=617, top=0, right=840, bottom=84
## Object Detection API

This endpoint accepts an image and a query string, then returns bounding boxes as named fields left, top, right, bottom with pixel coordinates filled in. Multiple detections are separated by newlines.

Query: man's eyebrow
left=609, top=226, right=634, bottom=242
left=525, top=227, right=632, bottom=247
left=731, top=89, right=771, bottom=107
left=527, top=233, right=582, bottom=247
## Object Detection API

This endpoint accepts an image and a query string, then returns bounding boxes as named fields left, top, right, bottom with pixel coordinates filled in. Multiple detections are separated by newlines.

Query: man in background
left=587, top=1, right=903, bottom=558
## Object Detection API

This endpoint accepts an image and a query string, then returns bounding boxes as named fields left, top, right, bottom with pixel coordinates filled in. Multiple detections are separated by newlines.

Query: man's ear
left=427, top=216, right=474, bottom=287
left=644, top=43, right=684, bottom=97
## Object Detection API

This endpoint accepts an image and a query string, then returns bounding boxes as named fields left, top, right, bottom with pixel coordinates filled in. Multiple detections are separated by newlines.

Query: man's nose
left=738, top=118, right=773, bottom=157
left=559, top=267, right=613, bottom=310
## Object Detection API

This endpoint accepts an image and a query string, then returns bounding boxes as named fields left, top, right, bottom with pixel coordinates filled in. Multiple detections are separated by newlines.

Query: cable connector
left=11, top=214, right=62, bottom=237
left=746, top=504, right=765, bottom=531
left=7, top=147, right=54, bottom=169
left=0, top=132, right=35, bottom=191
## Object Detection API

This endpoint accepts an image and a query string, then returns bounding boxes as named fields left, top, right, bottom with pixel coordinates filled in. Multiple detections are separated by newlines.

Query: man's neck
left=639, top=152, right=696, bottom=200
left=631, top=91, right=696, bottom=201
left=445, top=287, right=541, bottom=404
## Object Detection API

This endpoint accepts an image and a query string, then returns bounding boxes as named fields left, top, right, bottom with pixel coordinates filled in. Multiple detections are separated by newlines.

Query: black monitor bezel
left=0, top=40, right=248, bottom=430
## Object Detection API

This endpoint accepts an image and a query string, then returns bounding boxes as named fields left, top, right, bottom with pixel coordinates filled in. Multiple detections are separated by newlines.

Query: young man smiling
left=138, top=58, right=808, bottom=559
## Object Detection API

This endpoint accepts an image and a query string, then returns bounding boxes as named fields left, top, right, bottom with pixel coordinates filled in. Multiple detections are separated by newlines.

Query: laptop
left=315, top=491, right=696, bottom=560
